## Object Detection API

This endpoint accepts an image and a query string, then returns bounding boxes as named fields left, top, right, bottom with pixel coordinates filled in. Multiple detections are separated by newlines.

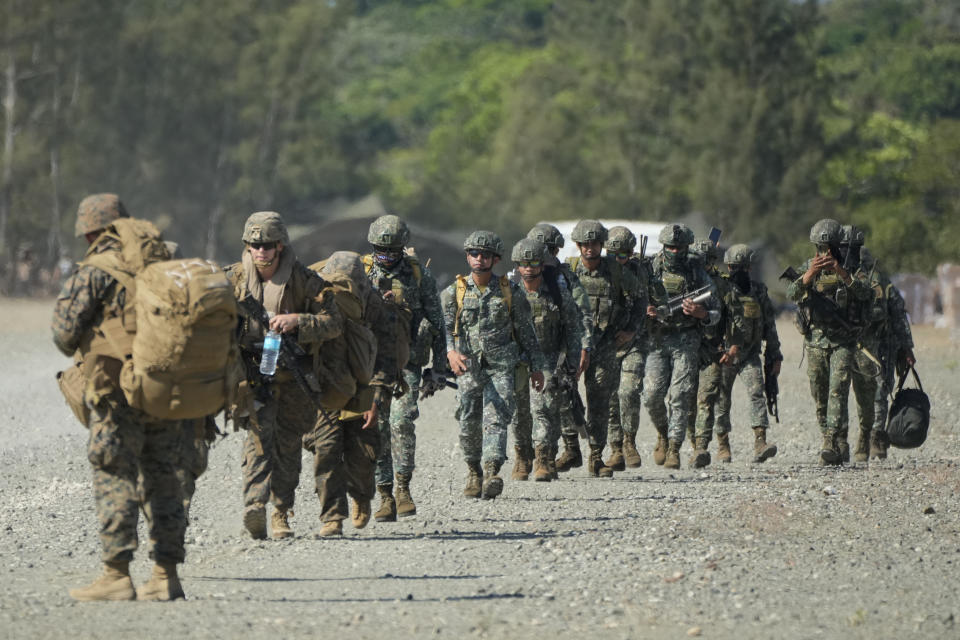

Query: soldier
left=305, top=252, right=397, bottom=537
left=362, top=215, right=446, bottom=521
left=52, top=194, right=186, bottom=601
left=509, top=238, right=582, bottom=481
left=785, top=219, right=874, bottom=465
left=567, top=220, right=647, bottom=477
left=643, top=223, right=719, bottom=469
left=442, top=231, right=546, bottom=499
left=603, top=226, right=647, bottom=470
left=226, top=211, right=343, bottom=539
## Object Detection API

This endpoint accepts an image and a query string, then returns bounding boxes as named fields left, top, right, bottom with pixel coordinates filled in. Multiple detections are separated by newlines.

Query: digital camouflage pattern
left=463, top=230, right=504, bottom=256
left=606, top=254, right=649, bottom=445
left=527, top=223, right=565, bottom=249
left=367, top=214, right=410, bottom=248
left=74, top=193, right=128, bottom=237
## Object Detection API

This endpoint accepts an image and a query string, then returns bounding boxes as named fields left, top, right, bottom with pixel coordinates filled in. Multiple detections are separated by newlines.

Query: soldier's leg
left=481, top=364, right=518, bottom=468
left=584, top=341, right=619, bottom=451
left=176, top=417, right=211, bottom=522
left=714, top=363, right=737, bottom=438
left=241, top=398, right=278, bottom=510
left=374, top=392, right=394, bottom=488
left=739, top=356, right=777, bottom=462
left=529, top=373, right=558, bottom=481
left=826, top=346, right=855, bottom=462
left=270, top=383, right=319, bottom=513
left=619, top=347, right=646, bottom=439
left=642, top=345, right=672, bottom=436
left=511, top=363, right=534, bottom=479
left=390, top=367, right=422, bottom=478
left=139, top=420, right=187, bottom=566
left=607, top=352, right=626, bottom=447
left=871, top=362, right=895, bottom=459
left=344, top=416, right=380, bottom=505
left=312, top=410, right=347, bottom=523
left=805, top=345, right=830, bottom=434
left=457, top=368, right=485, bottom=464
left=695, top=362, right=722, bottom=442
left=665, top=335, right=700, bottom=444
left=850, top=351, right=878, bottom=461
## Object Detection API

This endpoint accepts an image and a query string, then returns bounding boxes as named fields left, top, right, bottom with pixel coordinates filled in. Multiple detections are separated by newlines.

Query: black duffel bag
left=886, top=366, right=930, bottom=449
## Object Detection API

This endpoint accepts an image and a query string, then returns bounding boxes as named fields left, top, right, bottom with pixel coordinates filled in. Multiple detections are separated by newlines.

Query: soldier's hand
left=447, top=350, right=469, bottom=376
left=530, top=371, right=545, bottom=392
left=361, top=403, right=378, bottom=429
left=902, top=348, right=916, bottom=368
left=646, top=304, right=658, bottom=318
left=681, top=298, right=707, bottom=319
left=771, top=359, right=782, bottom=377
left=578, top=349, right=590, bottom=378
left=719, top=344, right=740, bottom=366
left=270, top=313, right=300, bottom=334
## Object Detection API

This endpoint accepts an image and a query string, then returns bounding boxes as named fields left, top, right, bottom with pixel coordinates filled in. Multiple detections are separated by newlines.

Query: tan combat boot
left=69, top=561, right=135, bottom=602
left=664, top=439, right=681, bottom=470
left=533, top=446, right=552, bottom=482
left=835, top=431, right=850, bottom=463
left=318, top=520, right=343, bottom=537
left=271, top=508, right=294, bottom=539
left=869, top=430, right=888, bottom=460
left=512, top=446, right=532, bottom=481
left=753, top=427, right=778, bottom=463
left=548, top=445, right=559, bottom=479
left=853, top=429, right=870, bottom=462
left=653, top=430, right=668, bottom=466
left=605, top=441, right=626, bottom=471
left=622, top=433, right=642, bottom=468
left=690, top=437, right=711, bottom=468
left=717, top=432, right=732, bottom=463
left=374, top=484, right=397, bottom=522
left=464, top=461, right=483, bottom=498
left=481, top=461, right=504, bottom=499
left=819, top=432, right=842, bottom=466
left=395, top=472, right=417, bottom=517
left=555, top=434, right=582, bottom=472
left=352, top=498, right=371, bottom=529
left=243, top=502, right=267, bottom=540
left=136, top=563, right=185, bottom=601
left=587, top=447, right=614, bottom=478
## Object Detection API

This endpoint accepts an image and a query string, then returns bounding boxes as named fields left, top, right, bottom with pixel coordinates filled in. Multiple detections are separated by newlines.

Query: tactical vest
left=526, top=287, right=563, bottom=355
left=727, top=281, right=766, bottom=354
left=567, top=256, right=623, bottom=334
left=649, top=255, right=699, bottom=331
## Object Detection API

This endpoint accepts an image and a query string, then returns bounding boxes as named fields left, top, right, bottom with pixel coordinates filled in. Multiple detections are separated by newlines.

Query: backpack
left=452, top=274, right=512, bottom=338
left=886, top=366, right=930, bottom=449
left=361, top=253, right=416, bottom=371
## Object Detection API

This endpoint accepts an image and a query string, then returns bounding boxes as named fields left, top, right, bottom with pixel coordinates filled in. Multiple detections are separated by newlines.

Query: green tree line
left=1, top=0, right=958, bottom=285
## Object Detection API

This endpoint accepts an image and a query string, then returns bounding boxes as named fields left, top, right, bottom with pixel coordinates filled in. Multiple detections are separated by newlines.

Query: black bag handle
left=896, top=365, right=923, bottom=393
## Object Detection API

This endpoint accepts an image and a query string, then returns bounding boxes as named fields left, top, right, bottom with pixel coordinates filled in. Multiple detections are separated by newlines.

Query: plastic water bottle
left=260, top=329, right=281, bottom=376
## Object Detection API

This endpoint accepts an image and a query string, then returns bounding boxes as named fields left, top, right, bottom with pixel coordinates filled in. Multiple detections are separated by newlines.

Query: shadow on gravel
left=191, top=573, right=502, bottom=583
left=262, top=593, right=525, bottom=604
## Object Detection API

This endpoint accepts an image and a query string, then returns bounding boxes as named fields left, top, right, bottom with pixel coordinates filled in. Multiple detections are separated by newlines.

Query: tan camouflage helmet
left=658, top=223, right=695, bottom=248
left=527, top=223, right=565, bottom=249
left=571, top=219, right=608, bottom=244
left=605, top=226, right=637, bottom=253
left=318, top=250, right=371, bottom=298
left=511, top=238, right=547, bottom=263
left=242, top=211, right=289, bottom=245
left=724, top=243, right=754, bottom=268
left=367, top=214, right=410, bottom=249
left=74, top=193, right=129, bottom=237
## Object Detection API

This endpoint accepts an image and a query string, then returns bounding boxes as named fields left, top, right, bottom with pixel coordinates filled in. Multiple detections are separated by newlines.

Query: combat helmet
left=367, top=214, right=410, bottom=249
left=570, top=220, right=608, bottom=244
left=242, top=211, right=289, bottom=245
left=724, top=243, right=753, bottom=268
left=463, top=230, right=504, bottom=257
left=74, top=193, right=129, bottom=237
left=693, top=239, right=723, bottom=266
left=605, top=226, right=637, bottom=254
left=809, top=218, right=841, bottom=247
left=839, top=224, right=864, bottom=248
left=527, top=223, right=565, bottom=249
left=658, top=223, right=695, bottom=248
left=512, top=238, right=547, bottom=263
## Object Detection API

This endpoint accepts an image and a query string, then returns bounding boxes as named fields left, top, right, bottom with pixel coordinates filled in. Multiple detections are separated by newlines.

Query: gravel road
left=1, top=297, right=957, bottom=639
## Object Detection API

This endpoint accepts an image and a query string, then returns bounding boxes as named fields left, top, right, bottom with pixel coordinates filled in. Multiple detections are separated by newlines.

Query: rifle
left=763, top=360, right=780, bottom=424
left=654, top=284, right=712, bottom=322
left=554, top=354, right=588, bottom=439
left=419, top=367, right=458, bottom=399
left=779, top=265, right=855, bottom=334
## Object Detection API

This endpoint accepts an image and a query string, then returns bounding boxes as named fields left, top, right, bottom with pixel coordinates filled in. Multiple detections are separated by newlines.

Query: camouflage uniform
left=607, top=253, right=650, bottom=449
left=174, top=416, right=217, bottom=522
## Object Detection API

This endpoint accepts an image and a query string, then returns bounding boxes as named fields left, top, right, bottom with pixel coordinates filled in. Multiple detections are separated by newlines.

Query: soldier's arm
left=440, top=284, right=458, bottom=353
left=785, top=259, right=811, bottom=303
left=298, top=266, right=345, bottom=345
left=418, top=266, right=449, bottom=367
left=622, top=268, right=648, bottom=334
left=560, top=287, right=583, bottom=366
left=51, top=265, right=116, bottom=356
left=511, top=286, right=547, bottom=373
left=759, top=285, right=783, bottom=364
left=569, top=276, right=594, bottom=350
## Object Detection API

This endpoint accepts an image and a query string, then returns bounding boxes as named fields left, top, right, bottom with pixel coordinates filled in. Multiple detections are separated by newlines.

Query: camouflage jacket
left=441, top=273, right=547, bottom=372
left=520, top=277, right=582, bottom=371
left=645, top=252, right=720, bottom=334
left=785, top=258, right=873, bottom=348
left=567, top=255, right=647, bottom=345
left=543, top=256, right=593, bottom=351
left=857, top=252, right=914, bottom=355
left=724, top=278, right=782, bottom=365
left=699, top=269, right=740, bottom=361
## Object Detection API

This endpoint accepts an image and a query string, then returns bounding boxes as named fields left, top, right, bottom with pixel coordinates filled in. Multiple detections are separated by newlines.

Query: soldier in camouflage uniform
left=362, top=215, right=446, bottom=521
left=603, top=226, right=648, bottom=470
left=52, top=194, right=186, bottom=601
left=442, top=231, right=547, bottom=499
left=509, top=238, right=582, bottom=481
left=643, top=224, right=719, bottom=469
left=698, top=245, right=781, bottom=464
left=225, top=212, right=343, bottom=539
left=567, top=220, right=647, bottom=478
left=786, top=219, right=875, bottom=465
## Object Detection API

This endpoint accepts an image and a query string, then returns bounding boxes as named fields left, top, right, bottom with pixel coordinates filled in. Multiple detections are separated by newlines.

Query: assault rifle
left=554, top=354, right=588, bottom=439
left=653, top=284, right=712, bottom=322
left=779, top=265, right=854, bottom=334
left=763, top=360, right=780, bottom=424
left=419, top=367, right=458, bottom=399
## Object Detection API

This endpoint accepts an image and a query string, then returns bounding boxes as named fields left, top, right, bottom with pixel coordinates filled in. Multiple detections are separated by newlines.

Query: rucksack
left=886, top=366, right=931, bottom=449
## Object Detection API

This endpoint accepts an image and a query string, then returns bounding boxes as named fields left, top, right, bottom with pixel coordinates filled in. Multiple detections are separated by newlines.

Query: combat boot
left=271, top=508, right=294, bottom=539
left=717, top=433, right=732, bottom=463
left=587, top=447, right=614, bottom=478
left=242, top=502, right=267, bottom=540
left=464, top=461, right=483, bottom=498
left=653, top=430, right=668, bottom=466
left=512, top=446, right=532, bottom=481
left=68, top=561, right=135, bottom=602
left=835, top=431, right=850, bottom=463
left=352, top=498, right=371, bottom=529
left=395, top=472, right=417, bottom=517
left=547, top=445, right=559, bottom=479
left=136, top=563, right=185, bottom=601
left=605, top=441, right=626, bottom=471
left=690, top=437, right=711, bottom=468
left=752, top=427, right=778, bottom=463
left=481, top=461, right=504, bottom=499
left=664, top=439, right=681, bottom=470
left=869, top=430, right=888, bottom=460
left=819, top=433, right=842, bottom=466
left=622, top=433, right=642, bottom=468
left=318, top=520, right=343, bottom=537
left=374, top=484, right=397, bottom=522
left=854, top=429, right=870, bottom=463
left=533, top=445, right=552, bottom=482
left=555, top=435, right=583, bottom=472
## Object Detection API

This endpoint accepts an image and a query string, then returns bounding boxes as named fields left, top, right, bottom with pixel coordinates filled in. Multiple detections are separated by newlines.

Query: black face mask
left=730, top=269, right=751, bottom=292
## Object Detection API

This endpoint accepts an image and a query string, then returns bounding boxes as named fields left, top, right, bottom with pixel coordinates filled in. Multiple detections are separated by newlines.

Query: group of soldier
left=50, top=193, right=915, bottom=603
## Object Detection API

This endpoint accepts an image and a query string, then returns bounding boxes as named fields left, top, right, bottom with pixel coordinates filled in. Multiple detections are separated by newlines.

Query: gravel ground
left=1, top=297, right=958, bottom=639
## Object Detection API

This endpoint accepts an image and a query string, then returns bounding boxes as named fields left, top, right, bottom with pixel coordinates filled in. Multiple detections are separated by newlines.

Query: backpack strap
left=542, top=265, right=564, bottom=309
left=405, top=255, right=423, bottom=284
left=453, top=274, right=468, bottom=337
left=361, top=253, right=375, bottom=274
left=498, top=275, right=512, bottom=313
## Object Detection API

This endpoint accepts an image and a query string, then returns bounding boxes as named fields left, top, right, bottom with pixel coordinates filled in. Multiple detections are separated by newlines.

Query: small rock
left=823, top=486, right=838, bottom=496
left=688, top=626, right=702, bottom=636
left=924, top=506, right=936, bottom=515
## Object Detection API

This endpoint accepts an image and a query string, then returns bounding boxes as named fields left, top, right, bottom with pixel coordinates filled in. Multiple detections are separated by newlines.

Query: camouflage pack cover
left=511, top=238, right=547, bottom=263
left=74, top=193, right=129, bottom=237
left=658, top=223, right=695, bottom=247
left=570, top=219, right=608, bottom=243
left=242, top=211, right=289, bottom=244
left=367, top=215, right=410, bottom=248
left=605, top=226, right=637, bottom=253
left=463, top=230, right=504, bottom=256
left=527, top=223, right=565, bottom=249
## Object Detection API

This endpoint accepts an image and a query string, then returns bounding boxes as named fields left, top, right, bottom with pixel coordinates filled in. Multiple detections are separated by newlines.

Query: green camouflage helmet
left=840, top=224, right=864, bottom=247
left=242, top=211, right=289, bottom=245
left=527, top=223, right=565, bottom=249
left=367, top=214, right=410, bottom=248
left=511, top=238, right=547, bottom=263
left=693, top=239, right=722, bottom=264
left=809, top=218, right=841, bottom=246
left=658, top=223, right=695, bottom=247
left=463, top=230, right=504, bottom=257
left=570, top=219, right=608, bottom=243
left=605, top=226, right=637, bottom=253
left=724, top=243, right=753, bottom=267
left=74, top=193, right=129, bottom=237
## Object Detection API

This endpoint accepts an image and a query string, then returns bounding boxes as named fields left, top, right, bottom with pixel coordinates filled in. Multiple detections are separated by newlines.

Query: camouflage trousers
left=87, top=394, right=185, bottom=565
left=872, top=351, right=896, bottom=433
left=607, top=341, right=646, bottom=445
left=305, top=409, right=380, bottom=523
left=841, top=348, right=880, bottom=438
left=643, top=329, right=700, bottom=442
left=241, top=380, right=318, bottom=512
left=695, top=353, right=768, bottom=441
left=456, top=360, right=517, bottom=465
left=375, top=367, right=421, bottom=486
left=805, top=343, right=859, bottom=435
left=173, top=416, right=215, bottom=523
left=513, top=358, right=564, bottom=452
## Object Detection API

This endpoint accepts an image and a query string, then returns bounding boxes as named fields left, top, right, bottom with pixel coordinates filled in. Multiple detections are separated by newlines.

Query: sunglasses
left=615, top=252, right=630, bottom=259
left=249, top=242, right=277, bottom=251
left=467, top=249, right=494, bottom=259
left=517, top=260, right=542, bottom=268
